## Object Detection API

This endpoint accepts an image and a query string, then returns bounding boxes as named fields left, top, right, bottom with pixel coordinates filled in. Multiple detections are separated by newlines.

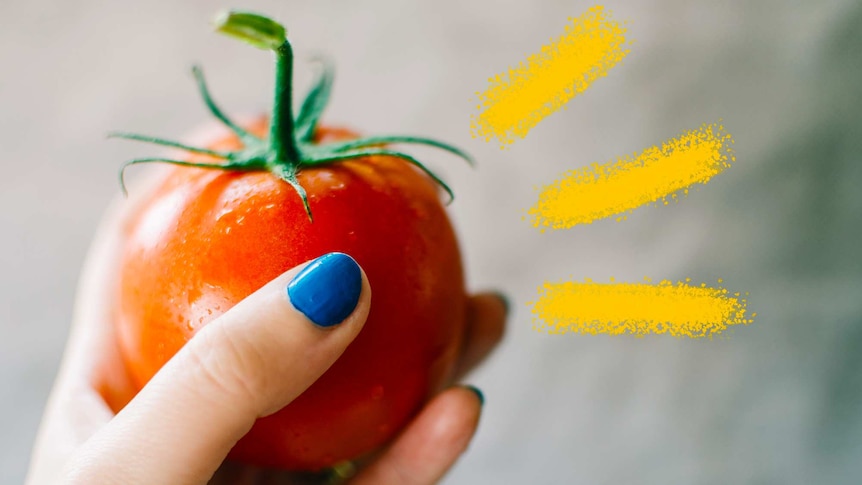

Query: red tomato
left=115, top=120, right=468, bottom=470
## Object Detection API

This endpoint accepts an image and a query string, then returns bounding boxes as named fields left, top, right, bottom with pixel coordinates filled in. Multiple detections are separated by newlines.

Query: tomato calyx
left=112, top=10, right=474, bottom=221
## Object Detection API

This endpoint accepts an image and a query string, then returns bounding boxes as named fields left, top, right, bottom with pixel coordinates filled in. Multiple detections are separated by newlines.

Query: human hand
left=25, top=169, right=506, bottom=485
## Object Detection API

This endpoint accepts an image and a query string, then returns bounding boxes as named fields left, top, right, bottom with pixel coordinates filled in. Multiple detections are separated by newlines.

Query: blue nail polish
left=494, top=292, right=510, bottom=315
left=464, top=385, right=485, bottom=406
left=287, top=253, right=362, bottom=328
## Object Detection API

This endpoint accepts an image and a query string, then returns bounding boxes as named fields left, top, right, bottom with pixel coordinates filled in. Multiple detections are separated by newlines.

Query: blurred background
left=2, top=0, right=861, bottom=483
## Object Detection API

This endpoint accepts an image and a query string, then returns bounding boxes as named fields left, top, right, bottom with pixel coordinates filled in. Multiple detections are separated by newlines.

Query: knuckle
left=184, top=323, right=272, bottom=412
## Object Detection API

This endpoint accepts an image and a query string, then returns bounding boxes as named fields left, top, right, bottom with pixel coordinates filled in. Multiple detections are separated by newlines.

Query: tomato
left=116, top=120, right=467, bottom=469
left=111, top=11, right=472, bottom=471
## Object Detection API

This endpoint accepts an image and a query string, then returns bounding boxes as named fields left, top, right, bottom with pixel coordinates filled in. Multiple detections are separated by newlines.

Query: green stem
left=270, top=41, right=301, bottom=164
left=214, top=10, right=299, bottom=163
left=117, top=9, right=472, bottom=222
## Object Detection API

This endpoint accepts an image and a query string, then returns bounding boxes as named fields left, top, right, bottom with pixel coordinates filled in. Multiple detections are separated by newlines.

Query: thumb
left=63, top=252, right=370, bottom=485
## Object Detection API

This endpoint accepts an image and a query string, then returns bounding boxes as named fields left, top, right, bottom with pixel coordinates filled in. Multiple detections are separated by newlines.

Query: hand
left=25, top=169, right=507, bottom=485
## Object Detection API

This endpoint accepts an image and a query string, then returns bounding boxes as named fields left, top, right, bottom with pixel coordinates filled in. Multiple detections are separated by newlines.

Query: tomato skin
left=115, top=122, right=467, bottom=470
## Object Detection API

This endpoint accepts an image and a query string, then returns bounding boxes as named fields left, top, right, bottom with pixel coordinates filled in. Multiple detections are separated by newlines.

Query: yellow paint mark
left=471, top=5, right=629, bottom=148
left=531, top=280, right=753, bottom=337
left=530, top=123, right=735, bottom=230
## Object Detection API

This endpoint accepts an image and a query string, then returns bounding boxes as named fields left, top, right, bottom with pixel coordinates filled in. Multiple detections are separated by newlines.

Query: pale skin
left=26, top=167, right=507, bottom=484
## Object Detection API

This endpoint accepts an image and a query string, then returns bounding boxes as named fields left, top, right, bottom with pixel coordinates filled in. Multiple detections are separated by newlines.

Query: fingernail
left=464, top=385, right=484, bottom=406
left=287, top=252, right=362, bottom=328
left=494, top=292, right=510, bottom=315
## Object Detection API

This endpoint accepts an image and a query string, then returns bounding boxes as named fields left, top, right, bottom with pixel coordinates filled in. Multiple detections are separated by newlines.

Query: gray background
left=3, top=0, right=861, bottom=483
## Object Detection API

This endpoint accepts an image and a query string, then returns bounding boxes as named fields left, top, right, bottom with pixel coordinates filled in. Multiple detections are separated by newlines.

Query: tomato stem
left=111, top=9, right=475, bottom=222
left=270, top=41, right=301, bottom=164
left=213, top=11, right=301, bottom=163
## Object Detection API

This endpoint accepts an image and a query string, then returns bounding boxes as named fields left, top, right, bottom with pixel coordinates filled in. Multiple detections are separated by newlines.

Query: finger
left=25, top=167, right=175, bottom=485
left=351, top=386, right=484, bottom=485
left=63, top=252, right=371, bottom=485
left=451, top=292, right=508, bottom=381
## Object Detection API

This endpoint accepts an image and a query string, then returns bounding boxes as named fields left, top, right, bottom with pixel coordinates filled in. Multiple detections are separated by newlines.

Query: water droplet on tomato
left=215, top=207, right=234, bottom=222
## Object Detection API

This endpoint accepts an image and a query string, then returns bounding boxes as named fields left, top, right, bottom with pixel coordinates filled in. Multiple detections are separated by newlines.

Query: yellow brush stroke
left=531, top=279, right=754, bottom=337
left=529, top=122, right=735, bottom=230
left=471, top=5, right=629, bottom=148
